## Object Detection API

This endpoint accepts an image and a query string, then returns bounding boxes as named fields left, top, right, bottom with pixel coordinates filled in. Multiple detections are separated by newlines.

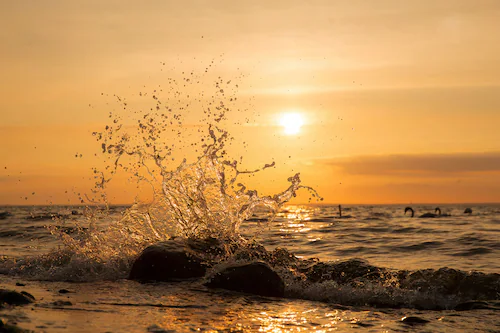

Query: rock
left=304, top=259, right=384, bottom=284
left=0, top=289, right=34, bottom=305
left=129, top=239, right=211, bottom=282
left=204, top=261, right=285, bottom=297
left=58, top=289, right=72, bottom=294
left=399, top=268, right=500, bottom=299
left=52, top=300, right=73, bottom=306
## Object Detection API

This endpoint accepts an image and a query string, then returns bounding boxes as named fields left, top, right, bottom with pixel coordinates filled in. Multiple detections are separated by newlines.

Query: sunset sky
left=1, top=0, right=500, bottom=205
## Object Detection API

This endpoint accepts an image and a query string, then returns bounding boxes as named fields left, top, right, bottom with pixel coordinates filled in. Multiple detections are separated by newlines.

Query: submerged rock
left=304, top=259, right=385, bottom=284
left=0, top=289, right=35, bottom=305
left=204, top=261, right=285, bottom=297
left=129, top=239, right=209, bottom=282
left=398, top=267, right=500, bottom=299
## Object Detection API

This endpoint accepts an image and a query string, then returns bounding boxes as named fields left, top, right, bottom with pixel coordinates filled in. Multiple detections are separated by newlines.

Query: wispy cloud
left=319, top=151, right=500, bottom=176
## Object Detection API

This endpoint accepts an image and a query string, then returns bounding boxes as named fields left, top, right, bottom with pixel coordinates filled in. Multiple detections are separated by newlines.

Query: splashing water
left=3, top=63, right=320, bottom=281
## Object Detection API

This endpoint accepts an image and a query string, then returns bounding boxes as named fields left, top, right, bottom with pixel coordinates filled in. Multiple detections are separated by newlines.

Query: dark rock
left=304, top=259, right=385, bottom=284
left=58, top=289, right=72, bottom=294
left=204, top=261, right=285, bottom=297
left=0, top=289, right=34, bottom=305
left=15, top=283, right=25, bottom=287
left=129, top=239, right=211, bottom=282
left=400, top=316, right=430, bottom=325
left=52, top=300, right=73, bottom=306
left=399, top=268, right=500, bottom=299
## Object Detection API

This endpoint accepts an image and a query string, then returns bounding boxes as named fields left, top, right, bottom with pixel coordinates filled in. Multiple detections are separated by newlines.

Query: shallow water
left=1, top=204, right=499, bottom=332
left=1, top=275, right=499, bottom=333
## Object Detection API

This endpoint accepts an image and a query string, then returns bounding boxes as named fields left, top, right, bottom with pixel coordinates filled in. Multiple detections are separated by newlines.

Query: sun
left=279, top=112, right=304, bottom=135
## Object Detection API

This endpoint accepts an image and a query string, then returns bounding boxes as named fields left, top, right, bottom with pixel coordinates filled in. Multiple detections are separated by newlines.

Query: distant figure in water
left=404, top=207, right=448, bottom=218
left=337, top=205, right=352, bottom=218
left=435, top=207, right=451, bottom=217
left=464, top=207, right=473, bottom=215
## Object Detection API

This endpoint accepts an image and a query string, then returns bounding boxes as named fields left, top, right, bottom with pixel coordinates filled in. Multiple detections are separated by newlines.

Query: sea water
left=1, top=66, right=499, bottom=332
left=0, top=204, right=499, bottom=332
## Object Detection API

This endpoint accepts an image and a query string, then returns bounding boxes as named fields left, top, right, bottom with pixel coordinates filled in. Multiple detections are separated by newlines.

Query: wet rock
left=0, top=289, right=34, bottom=305
left=129, top=239, right=212, bottom=282
left=399, top=268, right=500, bottom=299
left=400, top=316, right=429, bottom=325
left=58, top=289, right=72, bottom=294
left=304, top=259, right=385, bottom=284
left=204, top=261, right=285, bottom=297
left=232, top=242, right=271, bottom=262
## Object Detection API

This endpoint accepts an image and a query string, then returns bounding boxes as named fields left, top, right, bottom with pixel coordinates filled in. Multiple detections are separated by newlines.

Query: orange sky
left=1, top=1, right=500, bottom=205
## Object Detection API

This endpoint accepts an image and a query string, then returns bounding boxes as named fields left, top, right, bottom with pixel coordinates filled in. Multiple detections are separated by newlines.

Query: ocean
left=0, top=203, right=499, bottom=332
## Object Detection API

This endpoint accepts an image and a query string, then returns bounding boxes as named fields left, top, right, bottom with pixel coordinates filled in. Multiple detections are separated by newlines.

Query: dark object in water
left=404, top=207, right=415, bottom=217
left=129, top=239, right=211, bottom=282
left=52, top=300, right=73, bottom=306
left=304, top=259, right=384, bottom=284
left=0, top=211, right=11, bottom=219
left=400, top=316, right=430, bottom=325
left=204, top=261, right=285, bottom=297
left=464, top=207, right=473, bottom=215
left=398, top=267, right=500, bottom=300
left=336, top=205, right=352, bottom=218
left=58, top=289, right=72, bottom=294
left=404, top=207, right=446, bottom=218
left=0, top=289, right=35, bottom=305
left=0, top=212, right=10, bottom=219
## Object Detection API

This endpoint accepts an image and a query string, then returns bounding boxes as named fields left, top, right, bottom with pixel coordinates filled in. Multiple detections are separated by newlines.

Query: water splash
left=3, top=63, right=321, bottom=281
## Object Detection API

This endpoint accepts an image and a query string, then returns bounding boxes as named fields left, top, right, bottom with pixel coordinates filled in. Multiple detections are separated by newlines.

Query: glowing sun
left=279, top=112, right=304, bottom=135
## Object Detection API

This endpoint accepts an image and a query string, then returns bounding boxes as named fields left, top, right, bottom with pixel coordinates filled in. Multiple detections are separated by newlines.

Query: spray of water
left=4, top=63, right=320, bottom=281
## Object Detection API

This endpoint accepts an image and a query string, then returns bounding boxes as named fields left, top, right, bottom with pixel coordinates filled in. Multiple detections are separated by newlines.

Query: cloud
left=320, top=151, right=500, bottom=176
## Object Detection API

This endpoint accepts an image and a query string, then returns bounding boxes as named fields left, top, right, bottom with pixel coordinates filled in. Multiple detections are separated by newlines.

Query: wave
left=2, top=240, right=499, bottom=311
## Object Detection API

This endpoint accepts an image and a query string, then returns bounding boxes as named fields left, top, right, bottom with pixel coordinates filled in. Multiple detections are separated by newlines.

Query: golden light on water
left=279, top=112, right=304, bottom=135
